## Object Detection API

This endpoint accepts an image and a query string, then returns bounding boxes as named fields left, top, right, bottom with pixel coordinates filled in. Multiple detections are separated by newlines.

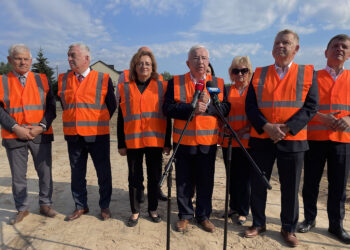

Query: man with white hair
left=58, top=43, right=117, bottom=221
left=0, top=44, right=57, bottom=224
left=163, top=45, right=229, bottom=233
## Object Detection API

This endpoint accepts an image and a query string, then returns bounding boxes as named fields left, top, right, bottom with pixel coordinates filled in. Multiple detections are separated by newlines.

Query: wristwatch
left=39, top=123, right=47, bottom=132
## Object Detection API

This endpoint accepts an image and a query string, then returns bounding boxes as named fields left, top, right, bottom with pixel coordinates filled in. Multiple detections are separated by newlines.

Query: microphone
left=191, top=80, right=204, bottom=109
left=206, top=81, right=221, bottom=105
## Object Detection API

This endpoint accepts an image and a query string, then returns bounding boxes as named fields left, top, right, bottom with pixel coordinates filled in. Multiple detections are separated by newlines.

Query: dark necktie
left=19, top=76, right=26, bottom=86
left=78, top=75, right=84, bottom=83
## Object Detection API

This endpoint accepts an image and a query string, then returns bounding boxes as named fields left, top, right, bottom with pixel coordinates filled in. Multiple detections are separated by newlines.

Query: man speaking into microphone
left=163, top=45, right=229, bottom=233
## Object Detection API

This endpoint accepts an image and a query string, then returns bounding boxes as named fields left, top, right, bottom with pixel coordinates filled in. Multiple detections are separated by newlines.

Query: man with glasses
left=0, top=44, right=57, bottom=224
left=163, top=45, right=229, bottom=233
left=245, top=29, right=318, bottom=247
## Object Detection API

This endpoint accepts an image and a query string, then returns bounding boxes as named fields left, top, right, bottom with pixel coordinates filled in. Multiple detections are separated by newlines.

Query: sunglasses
left=231, top=68, right=249, bottom=75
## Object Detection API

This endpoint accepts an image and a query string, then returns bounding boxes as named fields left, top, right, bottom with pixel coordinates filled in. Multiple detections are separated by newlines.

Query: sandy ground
left=0, top=104, right=350, bottom=250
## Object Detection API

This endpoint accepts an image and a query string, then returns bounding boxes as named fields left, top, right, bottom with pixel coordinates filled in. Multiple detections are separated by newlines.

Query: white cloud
left=298, top=0, right=350, bottom=30
left=194, top=0, right=297, bottom=34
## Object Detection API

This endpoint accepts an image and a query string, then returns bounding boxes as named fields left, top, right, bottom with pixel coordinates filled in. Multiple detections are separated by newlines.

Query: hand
left=236, top=126, right=250, bottom=139
left=195, top=101, right=207, bottom=114
left=118, top=148, right=127, bottom=156
left=262, top=122, right=287, bottom=143
left=199, top=91, right=209, bottom=104
left=29, top=126, right=44, bottom=138
left=163, top=147, right=171, bottom=155
left=314, top=111, right=340, bottom=130
left=12, top=125, right=34, bottom=140
left=333, top=116, right=350, bottom=132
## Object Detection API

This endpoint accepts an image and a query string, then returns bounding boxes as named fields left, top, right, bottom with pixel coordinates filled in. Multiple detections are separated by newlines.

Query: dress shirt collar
left=75, top=67, right=90, bottom=78
left=189, top=72, right=206, bottom=85
left=275, top=61, right=293, bottom=80
left=325, top=65, right=344, bottom=81
left=12, top=70, right=29, bottom=79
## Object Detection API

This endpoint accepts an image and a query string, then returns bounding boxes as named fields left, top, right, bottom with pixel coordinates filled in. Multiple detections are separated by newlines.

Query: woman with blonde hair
left=219, top=56, right=253, bottom=225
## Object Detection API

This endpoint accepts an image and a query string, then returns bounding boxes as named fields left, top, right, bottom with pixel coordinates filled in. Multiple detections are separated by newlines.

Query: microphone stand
left=209, top=96, right=272, bottom=250
left=159, top=107, right=196, bottom=250
left=223, top=133, right=232, bottom=250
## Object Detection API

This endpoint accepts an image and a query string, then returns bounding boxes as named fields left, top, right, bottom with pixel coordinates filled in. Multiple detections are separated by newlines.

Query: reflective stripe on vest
left=120, top=79, right=167, bottom=148
left=250, top=64, right=313, bottom=141
left=172, top=73, right=223, bottom=145
left=308, top=69, right=350, bottom=142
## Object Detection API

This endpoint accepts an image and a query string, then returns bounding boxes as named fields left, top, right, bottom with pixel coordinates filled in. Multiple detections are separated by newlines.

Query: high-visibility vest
left=218, top=85, right=250, bottom=148
left=308, top=69, right=350, bottom=142
left=250, top=63, right=314, bottom=141
left=172, top=72, right=224, bottom=146
left=119, top=79, right=167, bottom=148
left=0, top=72, right=53, bottom=139
left=58, top=70, right=110, bottom=136
left=122, top=69, right=163, bottom=82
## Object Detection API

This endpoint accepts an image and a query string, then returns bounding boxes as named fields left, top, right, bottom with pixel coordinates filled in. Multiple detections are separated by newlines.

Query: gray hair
left=8, top=44, right=32, bottom=58
left=69, top=43, right=91, bottom=58
left=187, top=45, right=209, bottom=59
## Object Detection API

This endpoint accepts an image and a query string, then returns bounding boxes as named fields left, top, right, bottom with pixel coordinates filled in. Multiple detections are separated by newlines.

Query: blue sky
left=1, top=0, right=350, bottom=82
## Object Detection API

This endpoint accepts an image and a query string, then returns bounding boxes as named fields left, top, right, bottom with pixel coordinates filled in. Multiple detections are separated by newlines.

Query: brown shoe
left=175, top=219, right=190, bottom=232
left=281, top=229, right=299, bottom=247
left=244, top=225, right=266, bottom=238
left=200, top=219, right=215, bottom=233
left=10, top=210, right=29, bottom=225
left=66, top=208, right=89, bottom=221
left=40, top=205, right=57, bottom=218
left=101, top=208, right=111, bottom=221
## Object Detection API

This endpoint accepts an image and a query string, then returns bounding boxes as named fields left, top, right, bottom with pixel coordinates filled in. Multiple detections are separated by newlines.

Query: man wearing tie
left=0, top=44, right=57, bottom=224
left=163, top=45, right=229, bottom=233
left=245, top=29, right=319, bottom=247
left=58, top=43, right=117, bottom=221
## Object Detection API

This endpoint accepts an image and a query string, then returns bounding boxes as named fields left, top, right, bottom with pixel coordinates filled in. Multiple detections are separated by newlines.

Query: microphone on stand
left=191, top=80, right=205, bottom=109
left=206, top=81, right=221, bottom=105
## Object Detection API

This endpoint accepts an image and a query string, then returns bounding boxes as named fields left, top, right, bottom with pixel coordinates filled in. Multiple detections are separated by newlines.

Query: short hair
left=326, top=34, right=350, bottom=50
left=208, top=62, right=215, bottom=76
left=275, top=29, right=299, bottom=44
left=228, top=56, right=253, bottom=83
left=8, top=44, right=32, bottom=58
left=187, top=45, right=210, bottom=59
left=69, top=43, right=91, bottom=58
left=129, top=50, right=158, bottom=82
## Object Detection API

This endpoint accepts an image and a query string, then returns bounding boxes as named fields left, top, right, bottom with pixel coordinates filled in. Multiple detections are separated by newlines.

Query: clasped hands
left=315, top=111, right=350, bottom=132
left=13, top=125, right=43, bottom=140
left=195, top=91, right=209, bottom=114
left=263, top=122, right=290, bottom=144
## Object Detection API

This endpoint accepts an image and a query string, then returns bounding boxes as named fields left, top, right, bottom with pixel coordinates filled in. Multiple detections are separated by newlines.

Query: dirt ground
left=0, top=104, right=350, bottom=250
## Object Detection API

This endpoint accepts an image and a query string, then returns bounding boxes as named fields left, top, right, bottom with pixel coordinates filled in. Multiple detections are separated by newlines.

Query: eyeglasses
left=231, top=68, right=249, bottom=75
left=137, top=62, right=152, bottom=67
left=192, top=56, right=209, bottom=62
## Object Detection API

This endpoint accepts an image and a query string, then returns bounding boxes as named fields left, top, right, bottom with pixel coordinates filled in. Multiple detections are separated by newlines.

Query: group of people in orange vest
left=0, top=29, right=350, bottom=248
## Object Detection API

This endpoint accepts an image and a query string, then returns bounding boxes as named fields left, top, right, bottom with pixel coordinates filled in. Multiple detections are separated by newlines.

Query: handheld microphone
left=191, top=80, right=204, bottom=109
left=206, top=81, right=221, bottom=105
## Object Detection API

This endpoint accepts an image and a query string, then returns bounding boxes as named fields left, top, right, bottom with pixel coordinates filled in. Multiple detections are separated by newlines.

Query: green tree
left=161, top=71, right=173, bottom=81
left=0, top=62, right=12, bottom=75
left=32, top=48, right=57, bottom=96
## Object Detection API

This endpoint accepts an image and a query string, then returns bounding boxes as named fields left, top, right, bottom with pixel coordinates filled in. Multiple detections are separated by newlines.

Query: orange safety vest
left=122, top=69, right=163, bottom=82
left=250, top=63, right=314, bottom=141
left=119, top=79, right=167, bottom=148
left=308, top=69, right=350, bottom=142
left=58, top=70, right=110, bottom=136
left=0, top=72, right=53, bottom=139
left=173, top=72, right=224, bottom=146
left=218, top=85, right=250, bottom=148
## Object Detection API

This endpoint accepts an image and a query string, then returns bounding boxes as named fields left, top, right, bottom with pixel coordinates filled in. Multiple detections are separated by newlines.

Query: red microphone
left=191, top=80, right=205, bottom=109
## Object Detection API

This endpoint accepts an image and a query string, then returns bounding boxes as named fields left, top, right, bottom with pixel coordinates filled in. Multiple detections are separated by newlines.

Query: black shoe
left=127, top=214, right=139, bottom=227
left=137, top=191, right=145, bottom=203
left=297, top=220, right=316, bottom=233
left=328, top=227, right=350, bottom=244
left=158, top=189, right=168, bottom=201
left=148, top=211, right=162, bottom=223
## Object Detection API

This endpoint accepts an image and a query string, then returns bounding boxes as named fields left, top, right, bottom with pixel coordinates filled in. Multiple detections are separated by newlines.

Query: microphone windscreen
left=196, top=80, right=204, bottom=91
left=206, top=81, right=220, bottom=94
